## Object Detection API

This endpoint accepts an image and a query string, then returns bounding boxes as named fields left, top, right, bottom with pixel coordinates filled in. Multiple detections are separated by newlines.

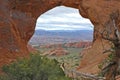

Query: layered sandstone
left=39, top=41, right=91, bottom=48
left=0, top=0, right=120, bottom=75
left=43, top=47, right=69, bottom=56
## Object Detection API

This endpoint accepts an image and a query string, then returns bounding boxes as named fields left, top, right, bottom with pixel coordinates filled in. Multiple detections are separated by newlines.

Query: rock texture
left=0, top=0, right=120, bottom=75
left=77, top=39, right=111, bottom=74
left=64, top=41, right=92, bottom=48
left=27, top=44, right=37, bottom=53
left=43, top=48, right=69, bottom=56
left=39, top=41, right=91, bottom=48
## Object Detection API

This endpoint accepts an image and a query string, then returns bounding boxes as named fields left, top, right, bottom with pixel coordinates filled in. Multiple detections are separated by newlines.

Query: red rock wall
left=0, top=0, right=120, bottom=73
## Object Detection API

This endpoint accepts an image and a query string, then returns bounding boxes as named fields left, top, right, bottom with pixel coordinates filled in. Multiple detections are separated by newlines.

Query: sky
left=35, top=6, right=93, bottom=30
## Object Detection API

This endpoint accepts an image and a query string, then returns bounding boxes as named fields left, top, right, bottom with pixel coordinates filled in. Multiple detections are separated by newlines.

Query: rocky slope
left=43, top=47, right=69, bottom=56
left=0, top=0, right=120, bottom=77
left=39, top=41, right=92, bottom=48
left=27, top=45, right=37, bottom=53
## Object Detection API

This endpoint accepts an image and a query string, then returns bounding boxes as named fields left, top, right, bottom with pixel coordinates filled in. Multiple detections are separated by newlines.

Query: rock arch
left=0, top=0, right=120, bottom=79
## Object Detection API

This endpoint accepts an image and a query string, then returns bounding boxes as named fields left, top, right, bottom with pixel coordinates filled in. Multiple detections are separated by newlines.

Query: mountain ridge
left=29, top=29, right=93, bottom=45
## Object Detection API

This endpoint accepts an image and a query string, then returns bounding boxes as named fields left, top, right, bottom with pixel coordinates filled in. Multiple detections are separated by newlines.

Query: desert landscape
left=0, top=0, right=120, bottom=80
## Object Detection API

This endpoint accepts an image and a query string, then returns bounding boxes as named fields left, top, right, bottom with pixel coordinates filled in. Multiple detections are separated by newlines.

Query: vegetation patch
left=98, top=53, right=115, bottom=76
left=0, top=53, right=72, bottom=80
left=38, top=47, right=82, bottom=70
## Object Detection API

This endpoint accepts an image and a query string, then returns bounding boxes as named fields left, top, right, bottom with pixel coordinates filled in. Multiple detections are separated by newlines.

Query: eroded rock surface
left=0, top=0, right=120, bottom=74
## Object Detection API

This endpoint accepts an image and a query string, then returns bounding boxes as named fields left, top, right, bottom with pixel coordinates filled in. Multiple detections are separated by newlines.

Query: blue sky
left=36, top=6, right=93, bottom=30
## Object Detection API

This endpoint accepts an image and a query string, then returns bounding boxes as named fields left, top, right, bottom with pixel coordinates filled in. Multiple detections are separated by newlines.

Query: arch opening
left=28, top=6, right=94, bottom=75
left=29, top=6, right=93, bottom=45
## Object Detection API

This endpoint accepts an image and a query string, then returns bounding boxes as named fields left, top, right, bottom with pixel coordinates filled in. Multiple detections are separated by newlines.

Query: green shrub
left=0, top=53, right=72, bottom=80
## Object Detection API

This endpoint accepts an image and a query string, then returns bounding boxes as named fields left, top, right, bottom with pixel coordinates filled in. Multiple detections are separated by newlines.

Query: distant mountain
left=29, top=30, right=93, bottom=45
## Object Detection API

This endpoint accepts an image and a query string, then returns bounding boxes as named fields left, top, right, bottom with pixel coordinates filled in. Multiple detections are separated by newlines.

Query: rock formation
left=64, top=41, right=92, bottom=48
left=27, top=44, right=37, bottom=53
left=0, top=0, right=120, bottom=79
left=39, top=41, right=91, bottom=48
left=43, top=47, right=69, bottom=56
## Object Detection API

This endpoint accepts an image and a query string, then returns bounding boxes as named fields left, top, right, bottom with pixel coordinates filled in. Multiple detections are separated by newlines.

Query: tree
left=98, top=10, right=120, bottom=80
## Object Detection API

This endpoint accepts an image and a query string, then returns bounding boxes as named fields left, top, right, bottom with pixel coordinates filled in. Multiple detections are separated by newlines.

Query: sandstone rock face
left=0, top=0, right=120, bottom=74
left=43, top=48, right=69, bottom=56
left=39, top=41, right=91, bottom=48
left=64, top=41, right=92, bottom=48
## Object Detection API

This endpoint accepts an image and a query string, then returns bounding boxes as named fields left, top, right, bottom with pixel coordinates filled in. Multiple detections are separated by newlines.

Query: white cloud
left=36, top=6, right=93, bottom=30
